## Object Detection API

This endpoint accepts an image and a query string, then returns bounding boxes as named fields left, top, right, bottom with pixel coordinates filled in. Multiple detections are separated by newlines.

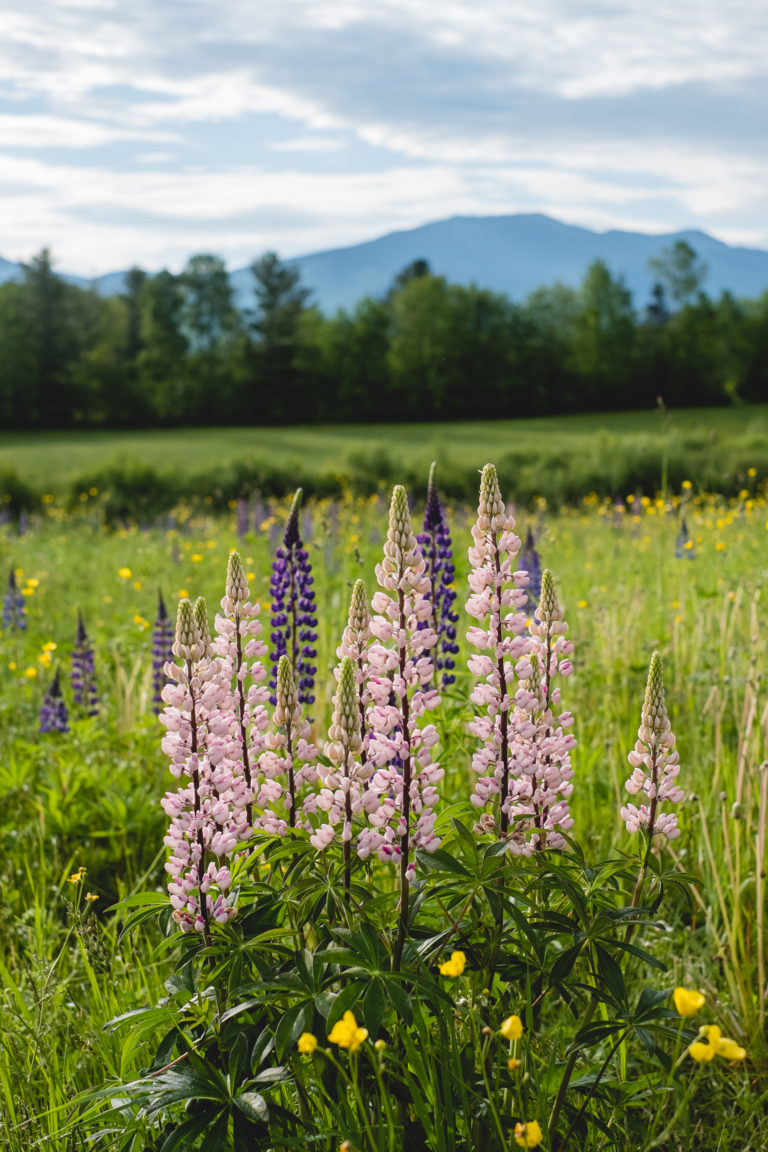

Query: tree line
left=0, top=241, right=765, bottom=429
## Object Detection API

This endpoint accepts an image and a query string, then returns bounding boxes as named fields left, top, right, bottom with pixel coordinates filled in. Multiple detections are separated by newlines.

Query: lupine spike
left=3, top=567, right=26, bottom=631
left=521, top=527, right=542, bottom=606
left=622, top=652, right=684, bottom=841
left=152, top=590, right=175, bottom=713
left=268, top=488, right=318, bottom=707
left=275, top=653, right=300, bottom=727
left=72, top=610, right=99, bottom=716
left=40, top=668, right=69, bottom=734
left=417, top=463, right=459, bottom=688
left=356, top=483, right=443, bottom=968
left=466, top=464, right=530, bottom=839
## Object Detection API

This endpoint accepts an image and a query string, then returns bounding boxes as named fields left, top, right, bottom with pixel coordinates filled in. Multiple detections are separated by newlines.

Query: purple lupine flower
left=268, top=489, right=318, bottom=707
left=40, top=668, right=69, bottom=734
left=152, top=590, right=175, bottom=714
left=520, top=527, right=542, bottom=606
left=72, top=611, right=98, bottom=716
left=417, top=463, right=459, bottom=688
left=3, top=568, right=26, bottom=631
left=236, top=497, right=250, bottom=539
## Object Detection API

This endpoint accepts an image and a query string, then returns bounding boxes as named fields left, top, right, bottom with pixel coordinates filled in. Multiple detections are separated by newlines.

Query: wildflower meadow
left=1, top=457, right=767, bottom=1152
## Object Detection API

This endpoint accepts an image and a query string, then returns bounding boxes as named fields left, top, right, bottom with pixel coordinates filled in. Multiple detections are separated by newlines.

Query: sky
left=1, top=0, right=767, bottom=276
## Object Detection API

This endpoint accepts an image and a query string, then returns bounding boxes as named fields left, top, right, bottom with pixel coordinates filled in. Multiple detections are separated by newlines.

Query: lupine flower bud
left=40, top=668, right=69, bottom=734
left=72, top=611, right=99, bottom=716
left=328, top=656, right=363, bottom=764
left=622, top=652, right=684, bottom=840
left=173, top=598, right=200, bottom=661
left=194, top=597, right=212, bottom=660
left=3, top=567, right=26, bottom=631
left=226, top=550, right=249, bottom=604
left=275, top=654, right=301, bottom=727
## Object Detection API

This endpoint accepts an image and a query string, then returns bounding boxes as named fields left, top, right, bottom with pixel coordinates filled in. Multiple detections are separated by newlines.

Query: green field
left=1, top=406, right=767, bottom=507
left=1, top=466, right=766, bottom=1149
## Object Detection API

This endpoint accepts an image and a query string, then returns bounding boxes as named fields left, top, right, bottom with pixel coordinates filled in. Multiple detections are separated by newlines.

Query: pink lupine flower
left=212, top=551, right=270, bottom=828
left=160, top=596, right=251, bottom=936
left=622, top=652, right=684, bottom=841
left=260, top=654, right=317, bottom=832
left=465, top=464, right=531, bottom=837
left=310, top=656, right=373, bottom=892
left=501, top=570, right=577, bottom=853
left=336, top=579, right=374, bottom=772
left=357, top=485, right=442, bottom=967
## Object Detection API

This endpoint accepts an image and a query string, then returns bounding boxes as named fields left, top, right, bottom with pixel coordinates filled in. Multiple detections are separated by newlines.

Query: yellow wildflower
left=26, top=578, right=39, bottom=588
left=43, top=641, right=57, bottom=652
left=118, top=567, right=132, bottom=579
left=178, top=588, right=189, bottom=598
left=500, top=1015, right=523, bottom=1041
left=673, top=987, right=705, bottom=1017
left=39, top=652, right=52, bottom=668
left=327, top=1011, right=368, bottom=1053
left=514, top=1120, right=543, bottom=1148
left=85, top=892, right=99, bottom=903
left=297, top=1032, right=318, bottom=1054
left=716, top=1036, right=747, bottom=1061
left=688, top=1024, right=745, bottom=1063
left=508, top=1058, right=522, bottom=1071
left=24, top=667, right=37, bottom=678
left=682, top=480, right=692, bottom=490
left=191, top=554, right=203, bottom=562
left=68, top=867, right=86, bottom=884
left=439, top=951, right=466, bottom=977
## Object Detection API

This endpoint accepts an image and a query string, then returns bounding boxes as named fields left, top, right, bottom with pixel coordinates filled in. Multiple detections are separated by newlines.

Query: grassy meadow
left=0, top=423, right=767, bottom=1149
left=1, top=406, right=767, bottom=515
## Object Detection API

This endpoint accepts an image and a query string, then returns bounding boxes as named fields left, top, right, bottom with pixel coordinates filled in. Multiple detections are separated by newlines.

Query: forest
left=0, top=241, right=766, bottom=430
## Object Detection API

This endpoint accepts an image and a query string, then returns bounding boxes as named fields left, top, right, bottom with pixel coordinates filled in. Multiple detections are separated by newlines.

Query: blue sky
left=1, top=0, right=766, bottom=275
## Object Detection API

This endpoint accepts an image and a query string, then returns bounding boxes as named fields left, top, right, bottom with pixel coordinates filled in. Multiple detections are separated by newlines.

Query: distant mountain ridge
left=2, top=213, right=768, bottom=313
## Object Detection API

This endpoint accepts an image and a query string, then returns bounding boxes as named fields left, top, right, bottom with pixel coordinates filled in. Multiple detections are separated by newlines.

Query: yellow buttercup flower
left=688, top=1024, right=745, bottom=1063
left=500, top=1015, right=523, bottom=1041
left=673, top=987, right=705, bottom=1017
left=328, top=1011, right=368, bottom=1053
left=715, top=1036, right=746, bottom=1061
left=297, top=1032, right=318, bottom=1054
left=118, top=567, right=132, bottom=579
left=67, top=867, right=86, bottom=884
left=439, top=950, right=466, bottom=977
left=514, top=1120, right=543, bottom=1148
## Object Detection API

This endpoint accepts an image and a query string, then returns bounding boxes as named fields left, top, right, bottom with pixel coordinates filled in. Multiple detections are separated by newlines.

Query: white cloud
left=0, top=0, right=766, bottom=269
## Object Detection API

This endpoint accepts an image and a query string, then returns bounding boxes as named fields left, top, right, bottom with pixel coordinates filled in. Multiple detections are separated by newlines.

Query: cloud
left=0, top=0, right=766, bottom=269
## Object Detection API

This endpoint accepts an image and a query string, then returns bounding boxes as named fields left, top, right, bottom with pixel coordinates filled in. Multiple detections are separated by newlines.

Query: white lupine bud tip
left=479, top=462, right=502, bottom=507
left=194, top=597, right=212, bottom=655
left=174, top=598, right=200, bottom=653
left=276, top=654, right=297, bottom=710
left=350, top=579, right=370, bottom=631
left=226, top=551, right=249, bottom=603
left=538, top=569, right=560, bottom=621
left=338, top=658, right=360, bottom=736
left=643, top=652, right=667, bottom=733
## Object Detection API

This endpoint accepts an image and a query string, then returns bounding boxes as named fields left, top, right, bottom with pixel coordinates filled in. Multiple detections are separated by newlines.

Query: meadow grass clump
left=0, top=460, right=766, bottom=1150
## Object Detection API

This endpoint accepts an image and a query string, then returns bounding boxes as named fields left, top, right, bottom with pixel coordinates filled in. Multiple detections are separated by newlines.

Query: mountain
left=3, top=214, right=768, bottom=312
